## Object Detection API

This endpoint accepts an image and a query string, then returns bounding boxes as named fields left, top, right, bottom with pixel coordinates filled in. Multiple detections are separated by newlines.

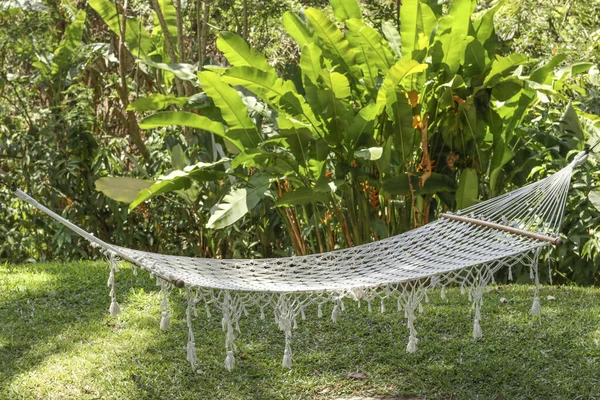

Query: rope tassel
left=160, top=311, right=170, bottom=330
left=282, top=345, right=293, bottom=369
left=530, top=250, right=542, bottom=319
left=531, top=296, right=541, bottom=317
left=473, top=319, right=482, bottom=339
left=186, top=288, right=198, bottom=369
left=331, top=304, right=340, bottom=323
left=224, top=350, right=235, bottom=372
left=109, top=300, right=121, bottom=317
left=406, top=335, right=418, bottom=354
left=107, top=253, right=121, bottom=317
left=405, top=298, right=419, bottom=354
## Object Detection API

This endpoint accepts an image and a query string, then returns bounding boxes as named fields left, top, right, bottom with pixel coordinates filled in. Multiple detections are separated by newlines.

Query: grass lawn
left=0, top=261, right=599, bottom=399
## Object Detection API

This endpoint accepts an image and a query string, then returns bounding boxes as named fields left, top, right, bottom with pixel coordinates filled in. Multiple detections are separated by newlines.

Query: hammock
left=8, top=150, right=589, bottom=370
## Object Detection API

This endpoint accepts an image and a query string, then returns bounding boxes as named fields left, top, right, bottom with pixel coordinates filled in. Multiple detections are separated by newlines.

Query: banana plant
left=98, top=0, right=585, bottom=257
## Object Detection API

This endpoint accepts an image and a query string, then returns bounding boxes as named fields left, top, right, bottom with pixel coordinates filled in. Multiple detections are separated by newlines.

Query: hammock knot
left=569, top=150, right=588, bottom=168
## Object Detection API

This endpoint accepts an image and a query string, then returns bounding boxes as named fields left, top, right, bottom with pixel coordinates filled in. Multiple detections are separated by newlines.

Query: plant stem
left=149, top=0, right=185, bottom=97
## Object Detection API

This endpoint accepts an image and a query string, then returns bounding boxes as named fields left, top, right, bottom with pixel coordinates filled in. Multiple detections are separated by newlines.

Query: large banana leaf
left=206, top=175, right=272, bottom=229
left=456, top=168, right=479, bottom=209
left=130, top=160, right=227, bottom=210
left=229, top=149, right=273, bottom=170
left=199, top=71, right=262, bottom=150
left=400, top=0, right=437, bottom=60
left=127, top=94, right=188, bottom=111
left=222, top=66, right=324, bottom=132
left=489, top=138, right=514, bottom=196
left=330, top=0, right=362, bottom=23
left=376, top=60, right=428, bottom=113
left=137, top=59, right=198, bottom=81
left=96, top=177, right=153, bottom=203
left=157, top=0, right=178, bottom=47
left=89, top=0, right=154, bottom=58
left=318, top=88, right=352, bottom=147
left=217, top=32, right=273, bottom=72
left=345, top=103, right=378, bottom=152
left=472, top=0, right=504, bottom=57
left=300, top=43, right=323, bottom=85
left=386, top=89, right=418, bottom=161
left=443, top=0, right=472, bottom=74
left=346, top=18, right=392, bottom=71
left=483, top=54, right=529, bottom=88
left=139, top=111, right=246, bottom=150
left=345, top=19, right=392, bottom=90
left=382, top=21, right=402, bottom=59
left=320, top=71, right=351, bottom=99
left=304, top=8, right=358, bottom=77
left=463, top=36, right=488, bottom=77
left=529, top=54, right=567, bottom=84
left=278, top=115, right=315, bottom=167
left=282, top=11, right=314, bottom=48
left=299, top=43, right=324, bottom=113
left=275, top=187, right=329, bottom=207
left=51, top=10, right=86, bottom=76
left=382, top=173, right=455, bottom=195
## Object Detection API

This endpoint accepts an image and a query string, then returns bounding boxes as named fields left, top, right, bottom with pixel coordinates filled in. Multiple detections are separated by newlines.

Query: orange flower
left=405, top=90, right=419, bottom=107
left=412, top=114, right=423, bottom=130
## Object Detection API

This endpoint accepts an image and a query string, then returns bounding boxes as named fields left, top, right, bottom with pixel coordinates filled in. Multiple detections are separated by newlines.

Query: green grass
left=0, top=261, right=599, bottom=400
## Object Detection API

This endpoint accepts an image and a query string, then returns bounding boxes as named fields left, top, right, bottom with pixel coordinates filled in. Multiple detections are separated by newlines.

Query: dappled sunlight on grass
left=1, top=262, right=600, bottom=399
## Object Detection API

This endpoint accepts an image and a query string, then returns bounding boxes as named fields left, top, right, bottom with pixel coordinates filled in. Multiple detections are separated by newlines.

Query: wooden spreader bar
left=440, top=213, right=563, bottom=246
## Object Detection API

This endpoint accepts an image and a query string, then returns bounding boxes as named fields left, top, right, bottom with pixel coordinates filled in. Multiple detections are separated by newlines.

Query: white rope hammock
left=10, top=150, right=589, bottom=370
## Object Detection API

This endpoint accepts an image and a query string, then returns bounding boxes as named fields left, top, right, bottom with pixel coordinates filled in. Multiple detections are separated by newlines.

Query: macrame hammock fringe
left=8, top=151, right=590, bottom=370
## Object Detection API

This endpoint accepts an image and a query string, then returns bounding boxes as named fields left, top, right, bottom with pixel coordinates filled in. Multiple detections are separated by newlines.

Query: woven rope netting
left=12, top=151, right=588, bottom=370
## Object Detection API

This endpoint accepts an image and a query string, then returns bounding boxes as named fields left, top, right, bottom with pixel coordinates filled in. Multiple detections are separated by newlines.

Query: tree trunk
left=115, top=0, right=150, bottom=160
left=200, top=0, right=210, bottom=68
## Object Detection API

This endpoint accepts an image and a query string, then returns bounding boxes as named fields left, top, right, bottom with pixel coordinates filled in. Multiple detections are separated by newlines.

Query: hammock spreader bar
left=440, top=213, right=563, bottom=245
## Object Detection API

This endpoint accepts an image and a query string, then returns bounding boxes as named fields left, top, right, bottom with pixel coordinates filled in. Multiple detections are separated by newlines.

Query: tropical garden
left=0, top=0, right=599, bottom=398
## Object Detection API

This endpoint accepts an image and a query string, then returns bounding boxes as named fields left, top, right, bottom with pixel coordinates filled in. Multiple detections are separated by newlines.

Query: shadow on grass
left=0, top=262, right=279, bottom=399
left=0, top=262, right=111, bottom=384
left=1, top=262, right=599, bottom=399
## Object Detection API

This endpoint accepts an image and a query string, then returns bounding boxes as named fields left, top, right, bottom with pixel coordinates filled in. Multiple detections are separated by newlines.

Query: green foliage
left=0, top=0, right=598, bottom=286
left=93, top=0, right=596, bottom=264
left=206, top=174, right=272, bottom=229
left=88, top=0, right=154, bottom=58
left=95, top=177, right=154, bottom=203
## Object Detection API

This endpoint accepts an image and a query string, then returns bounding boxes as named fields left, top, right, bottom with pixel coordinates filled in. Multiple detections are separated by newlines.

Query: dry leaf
left=347, top=372, right=368, bottom=379
left=547, top=295, right=556, bottom=301
left=500, top=297, right=509, bottom=303
left=318, top=387, right=331, bottom=394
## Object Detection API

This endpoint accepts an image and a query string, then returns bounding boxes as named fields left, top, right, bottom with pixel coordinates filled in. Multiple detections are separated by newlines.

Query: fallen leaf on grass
left=500, top=297, right=509, bottom=303
left=547, top=295, right=556, bottom=301
left=347, top=372, right=368, bottom=379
